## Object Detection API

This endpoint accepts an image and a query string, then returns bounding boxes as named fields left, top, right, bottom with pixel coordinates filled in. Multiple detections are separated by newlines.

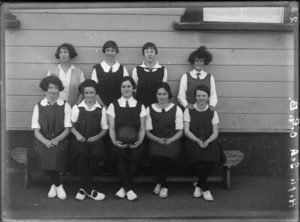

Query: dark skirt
left=28, top=138, right=69, bottom=176
left=148, top=139, right=182, bottom=161
left=70, top=137, right=106, bottom=160
left=111, top=143, right=143, bottom=161
left=184, top=139, right=226, bottom=166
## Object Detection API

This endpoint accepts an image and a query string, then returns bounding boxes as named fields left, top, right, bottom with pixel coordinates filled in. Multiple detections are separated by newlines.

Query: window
left=203, top=7, right=284, bottom=23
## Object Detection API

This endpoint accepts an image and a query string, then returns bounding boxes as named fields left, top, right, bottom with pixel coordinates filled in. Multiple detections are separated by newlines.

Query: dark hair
left=194, top=84, right=210, bottom=97
left=121, top=76, right=136, bottom=90
left=102, top=40, right=119, bottom=53
left=156, top=82, right=172, bottom=99
left=188, top=46, right=213, bottom=65
left=39, top=75, right=64, bottom=92
left=78, top=79, right=99, bottom=95
left=142, top=42, right=158, bottom=55
left=55, top=43, right=78, bottom=59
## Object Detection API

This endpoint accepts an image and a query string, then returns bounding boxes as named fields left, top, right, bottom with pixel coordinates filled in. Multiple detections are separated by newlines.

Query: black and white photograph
left=1, top=1, right=299, bottom=221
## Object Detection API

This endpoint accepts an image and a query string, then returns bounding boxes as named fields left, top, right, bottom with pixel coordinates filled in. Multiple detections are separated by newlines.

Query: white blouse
left=31, top=98, right=72, bottom=129
left=106, top=96, right=147, bottom=118
left=145, top=103, right=183, bottom=130
left=71, top=100, right=108, bottom=130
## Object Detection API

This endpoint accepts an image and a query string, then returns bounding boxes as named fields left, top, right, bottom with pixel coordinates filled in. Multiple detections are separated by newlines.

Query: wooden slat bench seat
left=10, top=147, right=244, bottom=190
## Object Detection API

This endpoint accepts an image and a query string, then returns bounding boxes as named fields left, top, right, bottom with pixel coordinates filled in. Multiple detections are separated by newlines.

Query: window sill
left=174, top=22, right=295, bottom=32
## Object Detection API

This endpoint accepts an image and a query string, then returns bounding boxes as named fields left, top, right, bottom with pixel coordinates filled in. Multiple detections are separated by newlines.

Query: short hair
left=121, top=76, right=136, bottom=90
left=55, top=43, right=78, bottom=59
left=78, top=79, right=99, bottom=95
left=142, top=42, right=158, bottom=55
left=188, top=46, right=213, bottom=65
left=102, top=40, right=119, bottom=53
left=156, top=82, right=172, bottom=99
left=194, top=84, right=210, bottom=97
left=39, top=75, right=64, bottom=92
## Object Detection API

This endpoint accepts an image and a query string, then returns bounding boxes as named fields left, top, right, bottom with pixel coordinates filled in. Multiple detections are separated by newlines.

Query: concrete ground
left=2, top=172, right=299, bottom=222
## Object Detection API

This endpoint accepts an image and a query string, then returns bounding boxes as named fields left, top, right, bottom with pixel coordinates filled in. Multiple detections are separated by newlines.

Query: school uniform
left=178, top=69, right=217, bottom=108
left=91, top=61, right=129, bottom=107
left=107, top=96, right=147, bottom=192
left=70, top=100, right=108, bottom=160
left=29, top=98, right=72, bottom=176
left=146, top=103, right=183, bottom=161
left=132, top=62, right=167, bottom=107
left=47, top=64, right=85, bottom=107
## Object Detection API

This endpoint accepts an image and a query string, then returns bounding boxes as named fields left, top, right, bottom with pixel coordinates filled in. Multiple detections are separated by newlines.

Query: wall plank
left=6, top=96, right=291, bottom=114
left=6, top=47, right=294, bottom=66
left=6, top=63, right=294, bottom=82
left=6, top=111, right=291, bottom=131
left=6, top=30, right=294, bottom=50
left=6, top=79, right=294, bottom=98
left=14, top=13, right=180, bottom=31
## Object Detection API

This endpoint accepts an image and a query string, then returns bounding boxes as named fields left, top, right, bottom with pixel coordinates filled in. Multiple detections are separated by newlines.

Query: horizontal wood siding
left=5, top=7, right=295, bottom=131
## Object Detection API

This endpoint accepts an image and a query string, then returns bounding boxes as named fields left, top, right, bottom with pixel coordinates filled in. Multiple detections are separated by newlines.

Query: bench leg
left=222, top=166, right=231, bottom=190
left=24, top=164, right=30, bottom=189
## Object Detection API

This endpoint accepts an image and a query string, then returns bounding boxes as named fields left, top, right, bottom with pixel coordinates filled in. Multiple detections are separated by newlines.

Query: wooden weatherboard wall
left=5, top=7, right=295, bottom=132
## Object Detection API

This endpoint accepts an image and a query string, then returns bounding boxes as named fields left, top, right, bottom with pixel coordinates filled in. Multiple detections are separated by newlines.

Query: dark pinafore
left=93, top=64, right=124, bottom=106
left=148, top=104, right=182, bottom=161
left=28, top=101, right=69, bottom=176
left=70, top=107, right=106, bottom=161
left=184, top=108, right=226, bottom=166
left=136, top=66, right=164, bottom=107
left=186, top=72, right=211, bottom=104
left=111, top=101, right=143, bottom=160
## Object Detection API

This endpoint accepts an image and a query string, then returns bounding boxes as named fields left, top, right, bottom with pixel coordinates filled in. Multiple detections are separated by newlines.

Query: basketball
left=117, top=125, right=138, bottom=145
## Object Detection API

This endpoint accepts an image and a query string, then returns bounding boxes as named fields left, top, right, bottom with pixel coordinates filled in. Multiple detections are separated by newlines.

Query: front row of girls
left=29, top=74, right=226, bottom=203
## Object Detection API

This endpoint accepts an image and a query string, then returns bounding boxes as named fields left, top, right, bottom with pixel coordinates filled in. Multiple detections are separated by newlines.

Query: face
left=104, top=47, right=117, bottom=61
left=156, top=88, right=169, bottom=104
left=83, top=86, right=96, bottom=103
left=144, top=48, right=156, bottom=63
left=46, top=83, right=59, bottom=99
left=193, top=58, right=205, bottom=71
left=195, top=90, right=209, bottom=106
left=59, top=47, right=71, bottom=62
left=121, top=80, right=134, bottom=98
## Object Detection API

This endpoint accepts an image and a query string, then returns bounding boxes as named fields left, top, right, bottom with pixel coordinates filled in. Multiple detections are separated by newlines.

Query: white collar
left=119, top=96, right=135, bottom=103
left=78, top=100, right=102, bottom=109
left=57, top=64, right=75, bottom=70
left=193, top=103, right=209, bottom=112
left=140, top=61, right=161, bottom=69
left=40, top=97, right=65, bottom=106
left=152, top=103, right=174, bottom=112
left=101, top=60, right=120, bottom=72
left=192, top=69, right=206, bottom=75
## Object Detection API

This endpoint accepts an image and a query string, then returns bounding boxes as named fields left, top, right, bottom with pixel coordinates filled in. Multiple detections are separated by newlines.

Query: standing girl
left=47, top=43, right=85, bottom=107
left=107, top=76, right=147, bottom=201
left=91, top=40, right=129, bottom=108
left=178, top=46, right=217, bottom=110
left=132, top=42, right=168, bottom=107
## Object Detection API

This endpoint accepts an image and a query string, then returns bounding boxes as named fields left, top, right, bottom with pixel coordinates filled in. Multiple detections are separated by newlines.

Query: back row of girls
left=29, top=40, right=226, bottom=203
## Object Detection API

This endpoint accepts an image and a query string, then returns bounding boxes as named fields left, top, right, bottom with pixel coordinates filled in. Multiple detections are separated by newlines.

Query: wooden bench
left=10, top=147, right=244, bottom=190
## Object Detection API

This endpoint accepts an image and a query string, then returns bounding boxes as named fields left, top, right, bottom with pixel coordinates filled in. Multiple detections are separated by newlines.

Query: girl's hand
left=164, top=138, right=173, bottom=145
left=209, top=105, right=215, bottom=111
left=203, top=140, right=210, bottom=147
left=44, top=140, right=54, bottom=149
left=76, top=134, right=86, bottom=143
left=50, top=139, right=59, bottom=146
left=129, top=140, right=141, bottom=149
left=87, top=136, right=98, bottom=143
left=114, top=141, right=128, bottom=148
left=186, top=103, right=194, bottom=109
left=197, top=139, right=205, bottom=149
left=158, top=138, right=166, bottom=144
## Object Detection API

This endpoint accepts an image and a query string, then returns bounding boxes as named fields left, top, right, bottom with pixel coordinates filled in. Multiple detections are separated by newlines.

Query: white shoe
left=47, top=184, right=57, bottom=198
left=159, top=188, right=168, bottom=198
left=193, top=187, right=202, bottom=198
left=153, top=183, right=161, bottom=195
left=86, top=190, right=105, bottom=201
left=75, top=188, right=86, bottom=201
left=115, top=187, right=126, bottom=199
left=126, top=190, right=138, bottom=201
left=202, top=190, right=214, bottom=201
left=56, top=184, right=67, bottom=200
